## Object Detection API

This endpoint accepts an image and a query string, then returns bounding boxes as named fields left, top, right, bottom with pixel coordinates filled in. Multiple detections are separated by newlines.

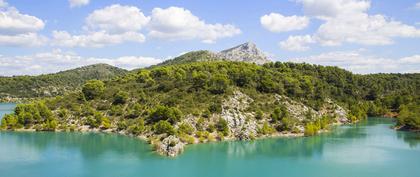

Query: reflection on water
left=0, top=132, right=156, bottom=160
left=397, top=131, right=420, bottom=148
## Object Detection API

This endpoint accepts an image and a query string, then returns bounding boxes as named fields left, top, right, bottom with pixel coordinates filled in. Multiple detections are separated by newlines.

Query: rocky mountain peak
left=217, top=42, right=271, bottom=65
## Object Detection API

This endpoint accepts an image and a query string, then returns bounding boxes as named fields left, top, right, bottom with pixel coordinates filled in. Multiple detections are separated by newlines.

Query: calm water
left=1, top=104, right=420, bottom=177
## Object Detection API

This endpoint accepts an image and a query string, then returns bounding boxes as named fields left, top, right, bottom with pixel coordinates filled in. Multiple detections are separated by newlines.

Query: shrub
left=153, top=120, right=175, bottom=135
left=148, top=106, right=182, bottom=124
left=178, top=123, right=195, bottom=135
left=304, top=122, right=320, bottom=136
left=113, top=90, right=129, bottom=105
left=82, top=80, right=105, bottom=100
left=216, top=118, right=229, bottom=136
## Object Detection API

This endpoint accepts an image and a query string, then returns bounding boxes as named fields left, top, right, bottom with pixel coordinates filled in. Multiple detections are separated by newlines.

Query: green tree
left=216, top=118, right=229, bottom=136
left=113, top=90, right=129, bottom=105
left=148, top=106, right=182, bottom=124
left=153, top=120, right=175, bottom=135
left=82, top=80, right=105, bottom=100
left=208, top=74, right=229, bottom=94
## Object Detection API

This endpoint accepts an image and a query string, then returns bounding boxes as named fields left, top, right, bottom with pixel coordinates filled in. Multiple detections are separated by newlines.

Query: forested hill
left=2, top=60, right=419, bottom=156
left=0, top=64, right=127, bottom=100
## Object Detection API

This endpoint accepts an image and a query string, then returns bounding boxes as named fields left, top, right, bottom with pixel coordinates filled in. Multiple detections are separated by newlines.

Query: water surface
left=1, top=104, right=420, bottom=177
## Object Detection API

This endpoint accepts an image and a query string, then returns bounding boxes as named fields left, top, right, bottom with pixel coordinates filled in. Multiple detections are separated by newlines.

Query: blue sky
left=0, top=0, right=419, bottom=75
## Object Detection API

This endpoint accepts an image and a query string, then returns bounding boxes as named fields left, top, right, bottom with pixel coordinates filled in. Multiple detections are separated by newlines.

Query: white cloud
left=0, top=49, right=162, bottom=76
left=0, top=32, right=47, bottom=47
left=276, top=0, right=420, bottom=51
left=53, top=4, right=147, bottom=48
left=52, top=30, right=145, bottom=48
left=280, top=35, right=314, bottom=51
left=260, top=13, right=309, bottom=32
left=148, top=7, right=241, bottom=43
left=69, top=0, right=89, bottom=8
left=290, top=51, right=420, bottom=74
left=298, top=0, right=370, bottom=19
left=0, top=1, right=46, bottom=46
left=85, top=4, right=149, bottom=33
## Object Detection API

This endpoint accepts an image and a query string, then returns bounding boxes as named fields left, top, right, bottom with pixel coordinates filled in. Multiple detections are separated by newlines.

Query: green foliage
left=397, top=103, right=420, bottom=130
left=148, top=106, right=182, bottom=124
left=271, top=105, right=288, bottom=122
left=216, top=118, right=229, bottom=136
left=153, top=120, right=175, bottom=135
left=304, top=122, right=320, bottom=136
left=128, top=119, right=145, bottom=135
left=82, top=80, right=105, bottom=100
left=255, top=109, right=263, bottom=120
left=113, top=90, right=129, bottom=105
left=258, top=122, right=275, bottom=135
left=208, top=74, right=230, bottom=94
left=0, top=64, right=126, bottom=99
left=178, top=123, right=195, bottom=135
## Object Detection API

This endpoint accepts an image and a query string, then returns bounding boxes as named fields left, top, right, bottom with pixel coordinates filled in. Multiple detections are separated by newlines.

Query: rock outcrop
left=156, top=136, right=185, bottom=157
left=217, top=42, right=271, bottom=65
left=221, top=91, right=257, bottom=140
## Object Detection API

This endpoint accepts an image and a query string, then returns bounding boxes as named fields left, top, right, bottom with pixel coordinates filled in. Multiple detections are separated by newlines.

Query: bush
left=128, top=119, right=145, bottom=135
left=255, top=110, right=263, bottom=120
left=258, top=122, right=275, bottom=135
left=153, top=120, right=175, bottom=135
left=148, top=106, right=182, bottom=124
left=178, top=123, right=195, bottom=135
left=304, top=122, right=320, bottom=136
left=82, top=80, right=105, bottom=100
left=113, top=90, right=129, bottom=105
left=216, top=118, right=229, bottom=136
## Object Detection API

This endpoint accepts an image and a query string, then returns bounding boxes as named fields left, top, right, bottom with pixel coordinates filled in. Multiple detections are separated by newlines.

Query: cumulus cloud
left=69, top=0, right=89, bottom=8
left=0, top=1, right=46, bottom=46
left=52, top=30, right=145, bottom=48
left=85, top=4, right=150, bottom=33
left=290, top=51, right=420, bottom=74
left=260, top=13, right=309, bottom=32
left=277, top=0, right=420, bottom=51
left=53, top=4, right=148, bottom=48
left=416, top=2, right=420, bottom=9
left=147, top=7, right=241, bottom=43
left=279, top=35, right=315, bottom=51
left=0, top=49, right=162, bottom=76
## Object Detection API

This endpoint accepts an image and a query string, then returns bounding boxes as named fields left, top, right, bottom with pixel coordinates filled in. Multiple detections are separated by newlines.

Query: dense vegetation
left=0, top=64, right=127, bottom=100
left=5, top=62, right=420, bottom=134
left=1, top=58, right=419, bottom=155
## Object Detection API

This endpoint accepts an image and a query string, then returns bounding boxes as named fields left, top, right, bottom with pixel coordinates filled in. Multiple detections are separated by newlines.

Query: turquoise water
left=1, top=104, right=420, bottom=177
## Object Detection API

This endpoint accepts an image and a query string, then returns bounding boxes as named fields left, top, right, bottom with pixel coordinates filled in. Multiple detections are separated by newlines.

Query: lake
left=1, top=104, right=420, bottom=177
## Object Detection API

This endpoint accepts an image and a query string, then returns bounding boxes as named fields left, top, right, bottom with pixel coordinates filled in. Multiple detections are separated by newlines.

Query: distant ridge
left=156, top=42, right=272, bottom=66
left=0, top=63, right=127, bottom=99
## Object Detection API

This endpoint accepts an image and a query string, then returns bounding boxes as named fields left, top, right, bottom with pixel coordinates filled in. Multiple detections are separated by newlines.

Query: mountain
left=0, top=64, right=127, bottom=100
left=216, top=42, right=271, bottom=65
left=157, top=42, right=271, bottom=66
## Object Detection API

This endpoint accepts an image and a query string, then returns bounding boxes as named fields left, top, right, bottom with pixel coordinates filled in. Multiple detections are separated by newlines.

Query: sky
left=0, top=0, right=419, bottom=76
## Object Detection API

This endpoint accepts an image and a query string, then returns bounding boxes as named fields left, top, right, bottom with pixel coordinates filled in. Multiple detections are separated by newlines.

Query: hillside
left=0, top=64, right=128, bottom=100
left=2, top=60, right=419, bottom=156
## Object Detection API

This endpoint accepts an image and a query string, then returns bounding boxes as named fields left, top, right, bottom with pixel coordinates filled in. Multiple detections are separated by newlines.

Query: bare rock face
left=275, top=95, right=349, bottom=124
left=157, top=136, right=185, bottom=157
left=221, top=91, right=257, bottom=140
left=217, top=42, right=271, bottom=65
left=275, top=95, right=320, bottom=122
left=319, top=99, right=349, bottom=123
